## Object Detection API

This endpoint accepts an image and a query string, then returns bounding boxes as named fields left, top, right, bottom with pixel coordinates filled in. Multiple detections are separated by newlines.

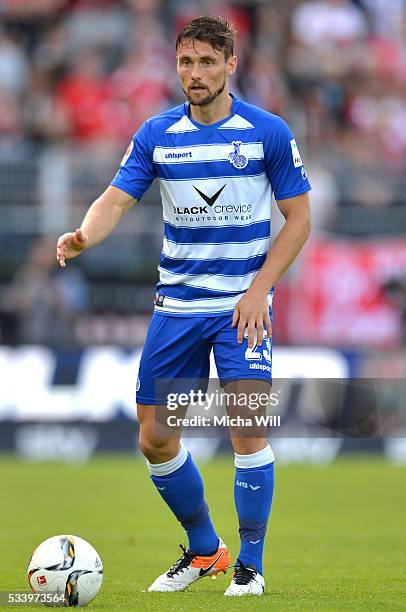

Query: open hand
left=56, top=228, right=89, bottom=267
left=232, top=291, right=272, bottom=348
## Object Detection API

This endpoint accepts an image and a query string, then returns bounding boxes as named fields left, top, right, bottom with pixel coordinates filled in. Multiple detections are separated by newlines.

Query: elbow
left=306, top=214, right=312, bottom=239
left=302, top=209, right=312, bottom=241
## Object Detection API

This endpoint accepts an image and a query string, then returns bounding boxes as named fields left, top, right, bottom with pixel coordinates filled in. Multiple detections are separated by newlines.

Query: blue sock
left=234, top=445, right=275, bottom=575
left=148, top=443, right=218, bottom=555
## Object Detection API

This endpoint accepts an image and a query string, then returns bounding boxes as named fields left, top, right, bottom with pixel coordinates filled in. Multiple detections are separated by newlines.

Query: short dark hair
left=175, top=16, right=236, bottom=60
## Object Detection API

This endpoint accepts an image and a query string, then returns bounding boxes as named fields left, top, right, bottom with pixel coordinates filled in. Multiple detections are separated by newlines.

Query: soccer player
left=56, top=16, right=311, bottom=596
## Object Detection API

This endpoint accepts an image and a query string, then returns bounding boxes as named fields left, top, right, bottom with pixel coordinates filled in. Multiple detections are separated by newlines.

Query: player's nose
left=190, top=63, right=202, bottom=79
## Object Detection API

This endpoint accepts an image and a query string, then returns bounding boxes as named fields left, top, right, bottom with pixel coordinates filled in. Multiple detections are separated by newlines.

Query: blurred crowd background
left=1, top=0, right=406, bottom=348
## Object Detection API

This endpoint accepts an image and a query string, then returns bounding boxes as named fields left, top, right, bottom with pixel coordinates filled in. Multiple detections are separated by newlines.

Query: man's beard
left=184, top=78, right=226, bottom=107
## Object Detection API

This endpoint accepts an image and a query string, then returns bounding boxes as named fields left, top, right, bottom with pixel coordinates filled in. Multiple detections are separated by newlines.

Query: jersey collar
left=185, top=93, right=239, bottom=129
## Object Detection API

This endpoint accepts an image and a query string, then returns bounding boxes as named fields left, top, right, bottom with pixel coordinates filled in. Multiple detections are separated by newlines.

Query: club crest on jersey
left=228, top=141, right=248, bottom=169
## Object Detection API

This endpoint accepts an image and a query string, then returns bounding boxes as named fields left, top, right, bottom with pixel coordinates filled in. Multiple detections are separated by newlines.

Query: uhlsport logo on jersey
left=244, top=331, right=272, bottom=373
left=228, top=141, right=248, bottom=169
left=165, top=151, right=192, bottom=160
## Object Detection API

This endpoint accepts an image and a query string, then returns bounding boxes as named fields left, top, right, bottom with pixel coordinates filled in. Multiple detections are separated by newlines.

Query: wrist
left=79, top=229, right=91, bottom=249
left=247, top=280, right=271, bottom=298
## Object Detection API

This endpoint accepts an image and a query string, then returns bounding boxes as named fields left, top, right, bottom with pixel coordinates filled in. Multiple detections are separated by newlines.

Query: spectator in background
left=31, top=22, right=68, bottom=79
left=361, top=0, right=405, bottom=40
left=0, top=87, right=24, bottom=145
left=0, top=26, right=28, bottom=95
left=291, top=0, right=368, bottom=47
left=245, top=49, right=288, bottom=115
left=64, top=0, right=127, bottom=55
left=25, top=67, right=71, bottom=143
left=56, top=47, right=114, bottom=143
left=109, top=16, right=173, bottom=132
left=0, top=26, right=27, bottom=146
left=3, top=237, right=88, bottom=345
left=345, top=72, right=406, bottom=165
left=0, top=0, right=67, bottom=52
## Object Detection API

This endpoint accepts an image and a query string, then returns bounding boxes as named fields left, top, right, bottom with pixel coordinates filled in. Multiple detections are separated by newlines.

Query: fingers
left=235, top=307, right=272, bottom=347
left=246, top=319, right=256, bottom=348
left=56, top=233, right=69, bottom=267
left=257, top=310, right=272, bottom=346
left=234, top=306, right=251, bottom=346
left=56, top=229, right=87, bottom=268
left=265, top=313, right=272, bottom=339
left=237, top=315, right=247, bottom=344
left=256, top=320, right=264, bottom=346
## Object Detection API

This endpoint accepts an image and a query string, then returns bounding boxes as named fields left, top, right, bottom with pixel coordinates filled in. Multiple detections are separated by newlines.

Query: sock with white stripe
left=234, top=445, right=275, bottom=574
left=148, top=443, right=219, bottom=555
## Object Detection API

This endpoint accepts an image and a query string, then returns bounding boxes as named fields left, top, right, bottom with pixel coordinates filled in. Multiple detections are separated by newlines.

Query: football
left=27, top=535, right=103, bottom=607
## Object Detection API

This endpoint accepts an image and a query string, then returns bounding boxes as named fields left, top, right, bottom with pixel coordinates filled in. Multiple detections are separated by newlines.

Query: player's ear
left=226, top=54, right=237, bottom=77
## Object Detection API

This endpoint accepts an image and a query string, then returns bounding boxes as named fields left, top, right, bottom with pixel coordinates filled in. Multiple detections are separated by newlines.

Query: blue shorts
left=136, top=310, right=272, bottom=405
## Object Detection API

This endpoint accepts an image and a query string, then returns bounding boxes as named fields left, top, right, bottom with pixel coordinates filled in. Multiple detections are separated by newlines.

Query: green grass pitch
left=0, top=455, right=405, bottom=610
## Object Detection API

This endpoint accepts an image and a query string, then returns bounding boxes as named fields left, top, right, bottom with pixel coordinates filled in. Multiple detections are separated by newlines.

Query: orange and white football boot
left=148, top=538, right=231, bottom=592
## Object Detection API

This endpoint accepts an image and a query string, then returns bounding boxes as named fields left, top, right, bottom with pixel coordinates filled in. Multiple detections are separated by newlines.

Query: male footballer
left=57, top=16, right=311, bottom=596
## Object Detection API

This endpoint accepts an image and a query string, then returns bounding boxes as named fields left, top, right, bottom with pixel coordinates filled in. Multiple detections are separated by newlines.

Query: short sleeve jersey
left=111, top=95, right=311, bottom=316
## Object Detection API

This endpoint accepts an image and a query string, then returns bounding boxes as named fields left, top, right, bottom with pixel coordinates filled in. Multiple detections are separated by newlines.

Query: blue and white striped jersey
left=111, top=95, right=311, bottom=316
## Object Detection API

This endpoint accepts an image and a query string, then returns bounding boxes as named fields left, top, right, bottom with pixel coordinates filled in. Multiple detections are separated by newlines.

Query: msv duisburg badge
left=228, top=141, right=248, bottom=169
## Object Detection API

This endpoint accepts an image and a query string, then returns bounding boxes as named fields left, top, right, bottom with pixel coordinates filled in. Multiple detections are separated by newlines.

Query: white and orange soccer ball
left=28, top=535, right=103, bottom=607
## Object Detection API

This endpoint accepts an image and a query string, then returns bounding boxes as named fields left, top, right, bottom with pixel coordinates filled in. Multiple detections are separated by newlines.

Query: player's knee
left=231, top=438, right=268, bottom=456
left=138, top=432, right=162, bottom=458
left=138, top=430, right=178, bottom=463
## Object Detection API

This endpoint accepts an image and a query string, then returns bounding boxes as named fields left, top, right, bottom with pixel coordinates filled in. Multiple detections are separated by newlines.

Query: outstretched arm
left=56, top=186, right=137, bottom=267
left=232, top=192, right=311, bottom=347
